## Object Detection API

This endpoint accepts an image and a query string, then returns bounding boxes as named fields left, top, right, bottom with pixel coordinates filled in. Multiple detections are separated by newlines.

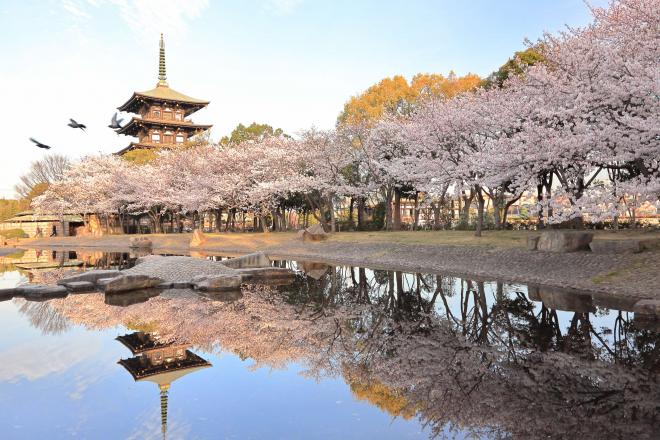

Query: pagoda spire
left=160, top=383, right=170, bottom=439
left=158, top=33, right=168, bottom=86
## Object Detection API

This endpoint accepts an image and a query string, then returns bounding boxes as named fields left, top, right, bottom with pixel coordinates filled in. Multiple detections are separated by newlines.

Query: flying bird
left=29, top=137, right=52, bottom=150
left=108, top=112, right=124, bottom=130
left=68, top=118, right=87, bottom=132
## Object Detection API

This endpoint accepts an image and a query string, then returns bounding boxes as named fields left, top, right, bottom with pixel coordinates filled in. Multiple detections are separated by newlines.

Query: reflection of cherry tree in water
left=14, top=267, right=659, bottom=439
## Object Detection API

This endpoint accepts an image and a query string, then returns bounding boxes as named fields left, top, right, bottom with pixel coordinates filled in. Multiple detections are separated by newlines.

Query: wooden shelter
left=0, top=211, right=84, bottom=238
left=116, top=34, right=212, bottom=155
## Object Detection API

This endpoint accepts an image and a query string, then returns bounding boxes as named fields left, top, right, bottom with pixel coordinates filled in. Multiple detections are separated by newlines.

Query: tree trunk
left=474, top=186, right=485, bottom=237
left=357, top=197, right=367, bottom=230
left=215, top=208, right=223, bottom=232
left=348, top=197, right=355, bottom=230
left=328, top=197, right=337, bottom=233
left=393, top=188, right=402, bottom=231
left=460, top=191, right=474, bottom=228
left=412, top=191, right=420, bottom=231
left=384, top=187, right=394, bottom=231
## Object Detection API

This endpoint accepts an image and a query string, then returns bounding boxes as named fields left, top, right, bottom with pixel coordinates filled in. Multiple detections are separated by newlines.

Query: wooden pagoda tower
left=116, top=34, right=212, bottom=155
left=117, top=332, right=212, bottom=438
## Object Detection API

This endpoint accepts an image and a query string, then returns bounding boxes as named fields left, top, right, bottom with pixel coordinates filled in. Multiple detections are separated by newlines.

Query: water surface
left=0, top=248, right=657, bottom=439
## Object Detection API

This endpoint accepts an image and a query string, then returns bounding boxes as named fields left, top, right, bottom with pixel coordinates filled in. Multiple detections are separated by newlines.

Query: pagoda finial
left=158, top=33, right=168, bottom=86
left=160, top=384, right=170, bottom=439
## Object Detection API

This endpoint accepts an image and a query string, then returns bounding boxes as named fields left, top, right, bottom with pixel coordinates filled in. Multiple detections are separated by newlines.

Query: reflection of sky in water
left=0, top=271, right=27, bottom=289
left=0, top=254, right=652, bottom=439
left=0, top=300, right=432, bottom=439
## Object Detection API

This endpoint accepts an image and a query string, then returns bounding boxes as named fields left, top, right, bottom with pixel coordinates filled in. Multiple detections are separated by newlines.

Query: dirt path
left=23, top=231, right=660, bottom=301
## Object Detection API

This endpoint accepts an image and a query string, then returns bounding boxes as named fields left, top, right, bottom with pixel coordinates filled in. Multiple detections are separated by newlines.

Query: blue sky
left=0, top=0, right=607, bottom=198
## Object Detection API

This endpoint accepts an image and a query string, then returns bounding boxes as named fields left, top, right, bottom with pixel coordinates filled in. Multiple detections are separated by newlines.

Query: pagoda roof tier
left=116, top=117, right=212, bottom=137
left=118, top=83, right=209, bottom=115
left=118, top=351, right=212, bottom=383
left=117, top=332, right=184, bottom=355
left=116, top=142, right=169, bottom=155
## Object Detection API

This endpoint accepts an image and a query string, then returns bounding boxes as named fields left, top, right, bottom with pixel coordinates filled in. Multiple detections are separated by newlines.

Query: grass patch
left=0, top=228, right=27, bottom=239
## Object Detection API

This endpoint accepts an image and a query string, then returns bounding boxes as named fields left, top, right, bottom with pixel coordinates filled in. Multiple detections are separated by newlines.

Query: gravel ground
left=24, top=233, right=660, bottom=301
left=122, top=255, right=234, bottom=282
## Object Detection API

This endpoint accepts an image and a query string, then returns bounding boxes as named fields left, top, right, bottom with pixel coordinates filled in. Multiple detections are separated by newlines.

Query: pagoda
left=116, top=34, right=212, bottom=155
left=117, top=332, right=212, bottom=438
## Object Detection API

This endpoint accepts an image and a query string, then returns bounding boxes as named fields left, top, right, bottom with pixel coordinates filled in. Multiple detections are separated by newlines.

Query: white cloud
left=61, top=0, right=92, bottom=19
left=109, top=0, right=210, bottom=42
left=264, top=0, right=304, bottom=15
left=0, top=335, right=100, bottom=382
left=59, top=0, right=210, bottom=42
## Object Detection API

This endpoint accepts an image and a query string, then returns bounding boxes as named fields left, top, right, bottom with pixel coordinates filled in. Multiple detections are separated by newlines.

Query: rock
left=157, top=282, right=174, bottom=289
left=300, top=261, right=330, bottom=280
left=191, top=275, right=210, bottom=283
left=135, top=255, right=163, bottom=266
left=0, top=287, right=20, bottom=301
left=62, top=281, right=96, bottom=293
left=20, top=284, right=68, bottom=300
left=96, top=277, right=116, bottom=288
left=589, top=239, right=643, bottom=254
left=190, top=229, right=208, bottom=248
left=526, top=236, right=540, bottom=251
left=129, top=236, right=152, bottom=249
left=103, top=275, right=164, bottom=293
left=530, top=285, right=595, bottom=313
left=640, top=237, right=660, bottom=251
left=536, top=230, right=594, bottom=252
left=194, top=275, right=242, bottom=292
left=633, top=299, right=660, bottom=316
left=171, top=281, right=194, bottom=289
left=57, top=269, right=121, bottom=286
left=235, top=267, right=295, bottom=281
left=302, top=225, right=329, bottom=242
left=633, top=314, right=660, bottom=332
left=105, top=289, right=161, bottom=307
left=221, top=252, right=271, bottom=269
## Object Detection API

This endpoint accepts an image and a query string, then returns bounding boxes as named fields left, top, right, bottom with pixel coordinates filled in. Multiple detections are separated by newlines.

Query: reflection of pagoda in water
left=116, top=332, right=211, bottom=438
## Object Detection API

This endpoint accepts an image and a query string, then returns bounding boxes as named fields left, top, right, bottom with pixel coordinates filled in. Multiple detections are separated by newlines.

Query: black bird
left=108, top=112, right=124, bottom=130
left=29, top=137, right=52, bottom=150
left=68, top=118, right=87, bottom=132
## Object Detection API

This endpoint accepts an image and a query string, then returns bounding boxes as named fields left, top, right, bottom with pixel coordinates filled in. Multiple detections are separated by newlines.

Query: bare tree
left=14, top=154, right=70, bottom=199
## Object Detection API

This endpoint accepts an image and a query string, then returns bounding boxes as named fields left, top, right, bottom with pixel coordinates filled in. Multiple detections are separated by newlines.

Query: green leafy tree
left=220, top=122, right=288, bottom=147
left=483, top=47, right=544, bottom=88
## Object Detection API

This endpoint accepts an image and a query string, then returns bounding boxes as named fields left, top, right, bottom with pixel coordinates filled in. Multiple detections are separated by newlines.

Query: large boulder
left=190, top=229, right=208, bottom=248
left=194, top=274, right=242, bottom=292
left=103, top=274, right=164, bottom=293
left=589, top=239, right=643, bottom=254
left=0, top=287, right=20, bottom=302
left=528, top=285, right=595, bottom=313
left=20, top=284, right=68, bottom=300
left=105, top=289, right=161, bottom=307
left=633, top=299, right=660, bottom=316
left=536, top=230, right=594, bottom=252
left=222, top=252, right=270, bottom=269
left=302, top=224, right=329, bottom=242
left=61, top=281, right=96, bottom=293
left=129, top=236, right=152, bottom=249
left=300, top=261, right=330, bottom=280
left=526, top=236, right=540, bottom=251
left=57, top=269, right=121, bottom=286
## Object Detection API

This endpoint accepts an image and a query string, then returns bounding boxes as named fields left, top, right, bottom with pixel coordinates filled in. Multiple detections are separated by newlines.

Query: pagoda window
left=151, top=133, right=161, bottom=143
left=174, top=111, right=182, bottom=121
left=163, top=110, right=173, bottom=120
left=176, top=135, right=184, bottom=143
left=152, top=109, right=161, bottom=118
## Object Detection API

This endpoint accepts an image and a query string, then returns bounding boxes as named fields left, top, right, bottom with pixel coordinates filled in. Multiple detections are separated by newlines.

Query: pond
left=0, top=248, right=658, bottom=439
